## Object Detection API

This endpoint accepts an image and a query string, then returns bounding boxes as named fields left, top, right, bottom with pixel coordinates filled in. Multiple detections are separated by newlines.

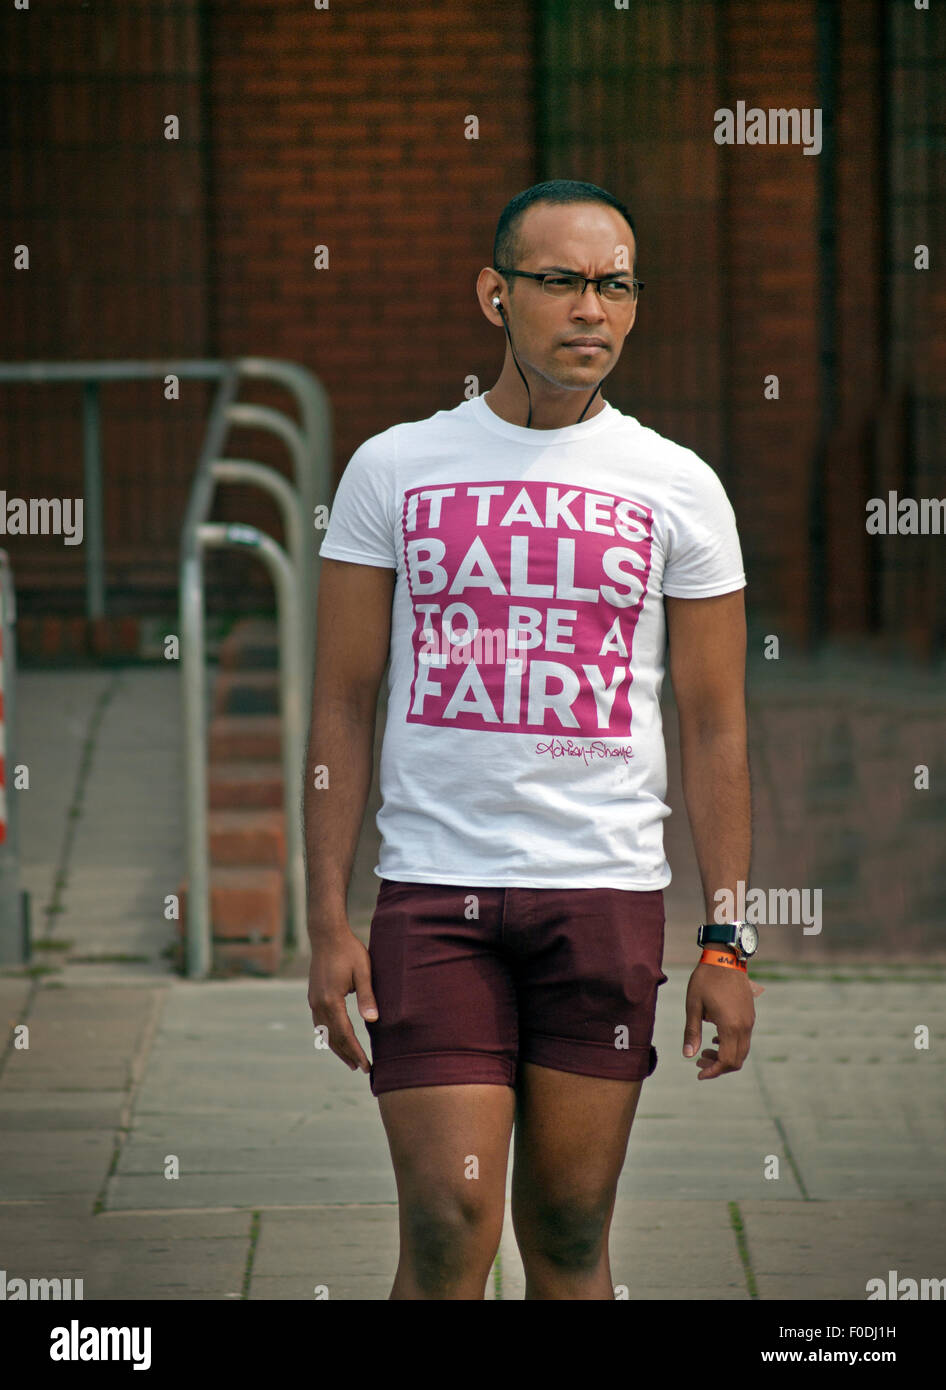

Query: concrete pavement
left=2, top=968, right=944, bottom=1299
left=1, top=656, right=945, bottom=1299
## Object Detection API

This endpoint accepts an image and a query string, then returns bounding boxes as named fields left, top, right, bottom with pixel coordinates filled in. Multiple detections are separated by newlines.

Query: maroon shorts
left=364, top=879, right=668, bottom=1097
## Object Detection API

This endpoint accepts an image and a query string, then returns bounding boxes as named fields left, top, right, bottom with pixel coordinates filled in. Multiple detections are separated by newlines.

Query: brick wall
left=204, top=0, right=534, bottom=608
left=207, top=0, right=533, bottom=451
left=0, top=0, right=534, bottom=619
left=0, top=0, right=941, bottom=656
left=717, top=0, right=823, bottom=644
left=827, top=0, right=885, bottom=640
left=0, top=0, right=213, bottom=616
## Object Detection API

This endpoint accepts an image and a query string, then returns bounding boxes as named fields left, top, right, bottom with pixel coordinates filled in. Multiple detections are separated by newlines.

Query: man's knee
left=517, top=1193, right=611, bottom=1271
left=402, top=1189, right=502, bottom=1288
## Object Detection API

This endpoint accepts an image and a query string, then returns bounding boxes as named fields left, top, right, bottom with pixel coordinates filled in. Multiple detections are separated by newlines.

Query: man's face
left=496, top=202, right=638, bottom=390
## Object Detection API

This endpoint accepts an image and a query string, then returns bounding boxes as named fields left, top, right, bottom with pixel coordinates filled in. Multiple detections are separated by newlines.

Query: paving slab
left=741, top=1200, right=946, bottom=1300
left=0, top=1204, right=254, bottom=1300
left=12, top=671, right=109, bottom=920
left=497, top=1198, right=750, bottom=1301
left=105, top=982, right=397, bottom=1210
left=0, top=986, right=158, bottom=1095
left=14, top=668, right=183, bottom=983
left=0, top=1133, right=117, bottom=1200
left=249, top=1204, right=402, bottom=1299
left=614, top=1128, right=804, bottom=1200
left=73, top=1237, right=249, bottom=1301
left=0, top=1091, right=127, bottom=1131
left=0, top=980, right=32, bottom=1023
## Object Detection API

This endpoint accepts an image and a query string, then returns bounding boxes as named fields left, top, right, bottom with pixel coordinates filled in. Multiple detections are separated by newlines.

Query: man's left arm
left=665, top=589, right=755, bottom=1080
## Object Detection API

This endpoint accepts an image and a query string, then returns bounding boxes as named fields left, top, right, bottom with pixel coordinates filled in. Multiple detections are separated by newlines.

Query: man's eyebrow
left=537, top=265, right=629, bottom=277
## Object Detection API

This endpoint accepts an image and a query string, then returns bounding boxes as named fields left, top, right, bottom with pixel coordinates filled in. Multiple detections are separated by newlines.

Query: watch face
left=739, top=923, right=759, bottom=955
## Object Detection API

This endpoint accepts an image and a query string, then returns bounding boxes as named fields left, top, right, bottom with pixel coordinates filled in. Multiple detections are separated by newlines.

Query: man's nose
left=572, top=286, right=606, bottom=317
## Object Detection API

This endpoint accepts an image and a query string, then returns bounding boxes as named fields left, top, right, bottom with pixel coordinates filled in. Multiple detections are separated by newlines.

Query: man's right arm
left=304, top=557, right=395, bottom=1071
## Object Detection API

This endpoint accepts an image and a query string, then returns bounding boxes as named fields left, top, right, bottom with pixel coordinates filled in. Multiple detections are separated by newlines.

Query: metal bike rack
left=0, top=356, right=332, bottom=980
left=216, top=404, right=317, bottom=695
left=0, top=357, right=332, bottom=655
left=210, top=459, right=309, bottom=678
left=179, top=362, right=331, bottom=977
left=181, top=519, right=306, bottom=980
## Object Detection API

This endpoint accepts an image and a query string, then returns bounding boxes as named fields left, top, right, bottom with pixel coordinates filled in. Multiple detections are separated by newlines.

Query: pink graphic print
left=401, top=480, right=653, bottom=737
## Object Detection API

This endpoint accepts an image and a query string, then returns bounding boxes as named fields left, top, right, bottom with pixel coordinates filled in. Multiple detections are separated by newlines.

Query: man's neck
left=483, top=385, right=606, bottom=430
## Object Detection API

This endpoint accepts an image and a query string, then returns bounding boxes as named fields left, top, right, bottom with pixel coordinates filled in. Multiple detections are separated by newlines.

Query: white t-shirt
left=318, top=392, right=746, bottom=889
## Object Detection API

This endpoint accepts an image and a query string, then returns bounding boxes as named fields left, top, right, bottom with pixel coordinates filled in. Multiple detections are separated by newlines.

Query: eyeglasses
left=494, top=266, right=643, bottom=302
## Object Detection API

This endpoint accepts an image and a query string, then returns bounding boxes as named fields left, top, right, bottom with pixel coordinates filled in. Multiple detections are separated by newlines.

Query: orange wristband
left=700, top=947, right=748, bottom=974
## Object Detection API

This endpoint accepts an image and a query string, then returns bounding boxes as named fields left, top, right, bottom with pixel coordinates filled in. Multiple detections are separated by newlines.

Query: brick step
left=212, top=669, right=279, bottom=715
left=176, top=866, right=285, bottom=976
left=209, top=808, right=286, bottom=867
left=218, top=621, right=279, bottom=671
left=178, top=865, right=284, bottom=939
left=17, top=616, right=145, bottom=663
left=226, top=618, right=279, bottom=643
left=208, top=760, right=283, bottom=809
left=170, top=938, right=284, bottom=976
left=218, top=642, right=279, bottom=671
left=209, top=938, right=283, bottom=976
left=209, top=715, right=282, bottom=762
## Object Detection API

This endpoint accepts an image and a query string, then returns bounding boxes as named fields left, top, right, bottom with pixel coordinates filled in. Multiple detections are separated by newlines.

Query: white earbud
left=492, top=296, right=501, bottom=307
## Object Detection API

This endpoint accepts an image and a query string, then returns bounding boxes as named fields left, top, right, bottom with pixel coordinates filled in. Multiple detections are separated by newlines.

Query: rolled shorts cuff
left=519, top=1034, right=658, bottom=1082
left=369, top=1041, right=658, bottom=1096
left=369, top=1050, right=516, bottom=1097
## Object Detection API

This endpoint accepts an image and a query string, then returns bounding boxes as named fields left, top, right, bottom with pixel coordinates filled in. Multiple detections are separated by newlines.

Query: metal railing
left=0, top=358, right=329, bottom=675
left=0, top=357, right=333, bottom=978
left=179, top=362, right=331, bottom=978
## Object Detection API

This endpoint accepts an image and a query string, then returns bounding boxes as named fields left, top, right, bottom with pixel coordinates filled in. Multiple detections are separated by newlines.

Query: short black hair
left=493, top=179, right=637, bottom=288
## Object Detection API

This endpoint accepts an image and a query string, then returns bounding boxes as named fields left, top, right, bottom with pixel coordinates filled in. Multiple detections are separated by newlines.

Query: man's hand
left=308, top=927, right=379, bottom=1074
left=682, top=962, right=756, bottom=1079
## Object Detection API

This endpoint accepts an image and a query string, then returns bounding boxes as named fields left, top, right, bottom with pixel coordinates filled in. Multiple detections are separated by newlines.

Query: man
left=306, top=179, right=756, bottom=1300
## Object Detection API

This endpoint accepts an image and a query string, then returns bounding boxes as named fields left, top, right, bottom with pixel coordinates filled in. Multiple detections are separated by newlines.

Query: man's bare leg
left=378, top=1082, right=516, bottom=1299
left=511, top=1063, right=644, bottom=1300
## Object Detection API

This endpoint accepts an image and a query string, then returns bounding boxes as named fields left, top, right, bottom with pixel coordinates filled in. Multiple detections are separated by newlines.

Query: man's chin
left=554, top=360, right=612, bottom=389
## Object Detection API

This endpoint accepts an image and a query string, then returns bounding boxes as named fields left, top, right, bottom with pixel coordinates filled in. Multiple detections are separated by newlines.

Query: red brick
left=208, top=808, right=286, bottom=867
left=89, top=617, right=141, bottom=660
left=178, top=866, right=284, bottom=941
left=217, top=626, right=278, bottom=671
left=212, top=939, right=283, bottom=976
left=209, top=715, right=282, bottom=762
left=208, top=762, right=283, bottom=810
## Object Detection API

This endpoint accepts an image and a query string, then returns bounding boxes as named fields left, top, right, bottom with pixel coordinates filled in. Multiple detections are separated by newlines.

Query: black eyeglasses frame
left=493, top=266, right=644, bottom=299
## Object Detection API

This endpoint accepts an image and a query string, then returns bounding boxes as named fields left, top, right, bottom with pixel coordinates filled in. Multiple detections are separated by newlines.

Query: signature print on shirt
left=401, top=479, right=653, bottom=738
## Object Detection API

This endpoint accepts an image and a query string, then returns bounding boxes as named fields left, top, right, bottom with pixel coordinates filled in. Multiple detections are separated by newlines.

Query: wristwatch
left=697, top=920, right=759, bottom=964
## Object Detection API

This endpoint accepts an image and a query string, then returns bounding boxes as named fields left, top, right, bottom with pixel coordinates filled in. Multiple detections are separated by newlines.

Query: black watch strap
left=699, top=923, right=741, bottom=947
